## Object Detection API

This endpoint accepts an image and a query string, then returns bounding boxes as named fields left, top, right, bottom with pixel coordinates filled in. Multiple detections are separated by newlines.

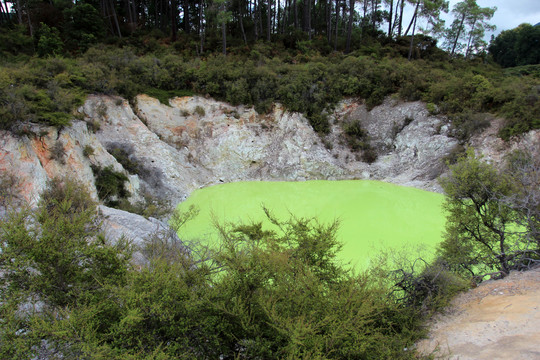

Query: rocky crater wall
left=1, top=94, right=538, bottom=241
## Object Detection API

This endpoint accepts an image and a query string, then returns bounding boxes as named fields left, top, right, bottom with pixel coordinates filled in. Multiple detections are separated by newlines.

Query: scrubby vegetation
left=1, top=45, right=538, bottom=139
left=1, top=0, right=539, bottom=140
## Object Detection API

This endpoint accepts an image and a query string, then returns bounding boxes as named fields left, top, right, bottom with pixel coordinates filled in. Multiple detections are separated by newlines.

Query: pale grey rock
left=470, top=118, right=540, bottom=167
left=0, top=119, right=139, bottom=206
left=0, top=129, right=49, bottom=206
left=329, top=98, right=459, bottom=191
left=83, top=95, right=210, bottom=205
left=136, top=95, right=345, bottom=185
left=99, top=205, right=183, bottom=265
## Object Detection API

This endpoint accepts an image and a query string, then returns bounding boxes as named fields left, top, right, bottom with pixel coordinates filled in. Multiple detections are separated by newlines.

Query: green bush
left=0, top=178, right=131, bottom=358
left=36, top=24, right=64, bottom=57
left=438, top=149, right=537, bottom=279
left=107, top=145, right=141, bottom=175
left=91, top=165, right=129, bottom=207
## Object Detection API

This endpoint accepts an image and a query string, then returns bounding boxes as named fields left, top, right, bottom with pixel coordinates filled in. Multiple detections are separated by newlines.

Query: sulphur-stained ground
left=417, top=266, right=540, bottom=359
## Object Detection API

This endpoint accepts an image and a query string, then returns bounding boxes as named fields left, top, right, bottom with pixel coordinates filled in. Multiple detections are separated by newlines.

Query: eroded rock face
left=470, top=118, right=540, bottom=165
left=1, top=94, right=538, bottom=239
left=136, top=95, right=346, bottom=185
left=0, top=121, right=132, bottom=207
left=329, top=98, right=459, bottom=191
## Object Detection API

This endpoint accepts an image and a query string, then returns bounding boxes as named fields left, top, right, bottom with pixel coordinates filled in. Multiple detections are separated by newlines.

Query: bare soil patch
left=417, top=267, right=540, bottom=359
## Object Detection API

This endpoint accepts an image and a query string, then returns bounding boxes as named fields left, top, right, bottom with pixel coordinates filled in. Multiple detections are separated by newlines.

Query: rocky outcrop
left=98, top=205, right=182, bottom=265
left=0, top=121, right=134, bottom=206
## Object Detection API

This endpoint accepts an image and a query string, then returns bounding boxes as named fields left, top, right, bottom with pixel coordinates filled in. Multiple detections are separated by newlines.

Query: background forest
left=0, top=0, right=539, bottom=140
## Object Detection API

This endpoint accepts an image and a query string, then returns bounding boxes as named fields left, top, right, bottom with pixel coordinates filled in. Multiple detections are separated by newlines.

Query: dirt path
left=417, top=267, right=540, bottom=359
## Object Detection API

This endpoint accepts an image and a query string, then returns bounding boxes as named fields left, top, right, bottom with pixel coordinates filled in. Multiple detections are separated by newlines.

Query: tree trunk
left=199, top=0, right=204, bottom=53
left=293, top=0, right=298, bottom=28
left=171, top=0, right=178, bottom=41
left=23, top=0, right=33, bottom=37
left=240, top=0, right=248, bottom=44
left=126, top=0, right=134, bottom=27
left=282, top=0, right=288, bottom=33
left=253, top=0, right=259, bottom=39
left=304, top=0, right=311, bottom=38
left=267, top=0, right=272, bottom=41
left=15, top=0, right=23, bottom=25
left=183, top=0, right=190, bottom=33
left=345, top=0, right=354, bottom=53
left=274, top=0, right=277, bottom=35
left=391, top=0, right=400, bottom=34
left=222, top=20, right=227, bottom=54
left=403, top=0, right=418, bottom=37
left=371, top=0, right=377, bottom=32
left=327, top=0, right=332, bottom=43
left=387, top=0, right=393, bottom=38
left=308, top=0, right=312, bottom=39
left=464, top=17, right=477, bottom=58
left=450, top=12, right=466, bottom=57
left=258, top=0, right=263, bottom=36
left=397, top=0, right=404, bottom=36
left=0, top=1, right=7, bottom=24
left=110, top=0, right=122, bottom=37
left=407, top=10, right=417, bottom=60
left=334, top=0, right=339, bottom=50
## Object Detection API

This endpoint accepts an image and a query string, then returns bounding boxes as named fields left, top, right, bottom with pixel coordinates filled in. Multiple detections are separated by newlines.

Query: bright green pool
left=176, top=180, right=446, bottom=269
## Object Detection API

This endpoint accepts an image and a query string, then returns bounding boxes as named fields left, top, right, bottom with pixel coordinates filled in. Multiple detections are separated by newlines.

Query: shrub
left=449, top=111, right=491, bottom=142
left=50, top=141, right=66, bottom=164
left=426, top=102, right=439, bottom=115
left=194, top=105, right=206, bottom=116
left=0, top=171, right=23, bottom=208
left=0, top=177, right=131, bottom=358
left=438, top=149, right=538, bottom=279
left=107, top=144, right=141, bottom=175
left=36, top=24, right=64, bottom=57
left=83, top=145, right=94, bottom=157
left=91, top=165, right=129, bottom=207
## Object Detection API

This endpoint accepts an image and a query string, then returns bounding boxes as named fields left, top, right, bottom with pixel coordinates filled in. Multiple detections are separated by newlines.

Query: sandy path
left=417, top=267, right=540, bottom=359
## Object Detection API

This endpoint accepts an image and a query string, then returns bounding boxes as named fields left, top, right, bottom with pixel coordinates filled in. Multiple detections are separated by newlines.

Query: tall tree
left=463, top=3, right=495, bottom=58
left=386, top=0, right=393, bottom=37
left=334, top=0, right=340, bottom=50
left=171, top=0, right=178, bottom=41
left=397, top=0, right=404, bottom=36
left=445, top=0, right=495, bottom=57
left=267, top=0, right=272, bottom=40
left=215, top=0, right=232, bottom=54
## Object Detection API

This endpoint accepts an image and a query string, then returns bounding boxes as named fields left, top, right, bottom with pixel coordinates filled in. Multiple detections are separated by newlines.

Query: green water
left=176, top=180, right=446, bottom=269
